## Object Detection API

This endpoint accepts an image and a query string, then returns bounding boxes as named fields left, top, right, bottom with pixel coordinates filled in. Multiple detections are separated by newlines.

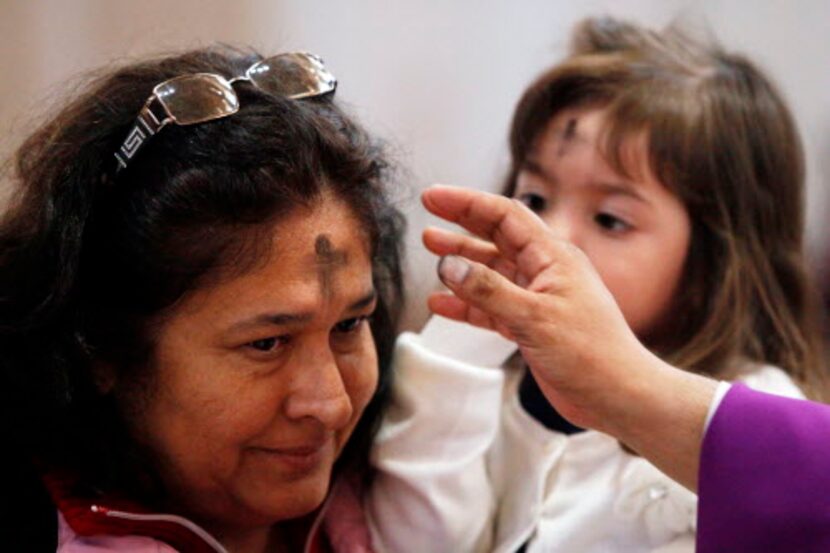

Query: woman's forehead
left=172, top=199, right=374, bottom=323
left=230, top=202, right=372, bottom=293
left=313, top=234, right=351, bottom=300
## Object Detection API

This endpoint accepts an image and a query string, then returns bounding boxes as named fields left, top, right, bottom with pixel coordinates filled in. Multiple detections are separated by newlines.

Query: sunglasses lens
left=247, top=53, right=336, bottom=98
left=154, top=74, right=239, bottom=125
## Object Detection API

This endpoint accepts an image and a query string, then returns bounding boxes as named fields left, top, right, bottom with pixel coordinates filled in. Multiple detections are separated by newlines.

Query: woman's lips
left=251, top=441, right=330, bottom=472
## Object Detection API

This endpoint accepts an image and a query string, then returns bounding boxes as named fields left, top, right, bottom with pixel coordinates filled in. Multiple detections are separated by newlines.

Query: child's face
left=513, top=106, right=691, bottom=338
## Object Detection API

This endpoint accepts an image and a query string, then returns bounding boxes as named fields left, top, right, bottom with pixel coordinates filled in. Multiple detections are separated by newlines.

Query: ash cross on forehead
left=314, top=234, right=348, bottom=298
left=557, top=117, right=578, bottom=158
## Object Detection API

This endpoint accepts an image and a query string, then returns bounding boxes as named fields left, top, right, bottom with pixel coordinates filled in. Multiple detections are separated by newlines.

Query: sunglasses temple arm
left=114, top=100, right=169, bottom=173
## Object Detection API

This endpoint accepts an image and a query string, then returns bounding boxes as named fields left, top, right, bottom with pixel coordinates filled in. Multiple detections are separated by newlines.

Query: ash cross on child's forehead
left=314, top=234, right=348, bottom=298
left=556, top=117, right=578, bottom=157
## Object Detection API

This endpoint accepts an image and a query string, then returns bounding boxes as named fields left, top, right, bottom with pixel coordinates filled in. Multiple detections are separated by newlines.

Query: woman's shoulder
left=57, top=511, right=179, bottom=552
left=734, top=363, right=805, bottom=400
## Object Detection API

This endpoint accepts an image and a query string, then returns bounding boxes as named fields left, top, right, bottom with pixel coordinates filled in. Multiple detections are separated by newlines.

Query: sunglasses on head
left=114, top=52, right=336, bottom=172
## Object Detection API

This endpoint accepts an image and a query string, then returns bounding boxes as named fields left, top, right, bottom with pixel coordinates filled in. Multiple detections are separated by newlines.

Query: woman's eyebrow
left=347, top=290, right=377, bottom=312
left=228, top=289, right=377, bottom=332
left=230, top=312, right=314, bottom=332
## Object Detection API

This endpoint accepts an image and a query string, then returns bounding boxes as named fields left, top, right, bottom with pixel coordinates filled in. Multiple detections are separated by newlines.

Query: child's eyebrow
left=521, top=158, right=556, bottom=184
left=521, top=158, right=651, bottom=206
left=591, top=181, right=651, bottom=205
left=521, top=155, right=653, bottom=207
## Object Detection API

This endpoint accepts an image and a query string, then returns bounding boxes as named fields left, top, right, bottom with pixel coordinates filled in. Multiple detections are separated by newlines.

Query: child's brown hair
left=502, top=17, right=827, bottom=398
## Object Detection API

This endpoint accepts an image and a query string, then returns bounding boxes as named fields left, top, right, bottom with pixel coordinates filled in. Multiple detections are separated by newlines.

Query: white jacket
left=367, top=317, right=806, bottom=553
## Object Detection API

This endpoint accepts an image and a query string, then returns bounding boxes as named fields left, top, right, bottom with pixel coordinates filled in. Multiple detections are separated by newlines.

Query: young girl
left=366, top=17, right=827, bottom=553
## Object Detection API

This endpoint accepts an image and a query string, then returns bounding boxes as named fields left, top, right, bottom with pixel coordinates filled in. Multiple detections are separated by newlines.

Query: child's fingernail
left=438, top=255, right=470, bottom=286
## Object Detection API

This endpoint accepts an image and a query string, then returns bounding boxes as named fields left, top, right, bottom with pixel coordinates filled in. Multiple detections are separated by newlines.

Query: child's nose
left=545, top=212, right=579, bottom=246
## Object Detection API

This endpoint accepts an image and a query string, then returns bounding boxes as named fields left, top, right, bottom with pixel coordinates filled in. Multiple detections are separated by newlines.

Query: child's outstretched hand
left=421, top=184, right=714, bottom=481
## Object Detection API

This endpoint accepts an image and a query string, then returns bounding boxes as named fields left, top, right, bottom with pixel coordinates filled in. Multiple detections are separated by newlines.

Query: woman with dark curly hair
left=0, top=46, right=404, bottom=553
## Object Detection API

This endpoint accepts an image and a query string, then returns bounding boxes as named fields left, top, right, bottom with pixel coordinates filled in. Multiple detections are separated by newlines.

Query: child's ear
left=91, top=361, right=117, bottom=394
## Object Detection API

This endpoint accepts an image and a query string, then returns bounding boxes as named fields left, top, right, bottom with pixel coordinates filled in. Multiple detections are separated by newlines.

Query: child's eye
left=333, top=316, right=369, bottom=334
left=246, top=336, right=289, bottom=353
left=517, top=193, right=547, bottom=213
left=594, top=213, right=630, bottom=233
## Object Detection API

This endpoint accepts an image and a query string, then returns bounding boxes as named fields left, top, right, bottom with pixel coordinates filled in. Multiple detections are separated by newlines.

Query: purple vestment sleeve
left=697, top=383, right=830, bottom=552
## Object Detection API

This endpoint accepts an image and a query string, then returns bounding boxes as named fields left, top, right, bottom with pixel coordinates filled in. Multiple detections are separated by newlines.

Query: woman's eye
left=246, top=336, right=287, bottom=352
left=517, top=193, right=547, bottom=213
left=333, top=316, right=368, bottom=334
left=594, top=213, right=630, bottom=232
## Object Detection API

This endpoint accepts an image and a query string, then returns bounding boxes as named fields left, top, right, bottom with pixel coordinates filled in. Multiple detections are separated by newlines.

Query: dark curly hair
left=0, top=45, right=404, bottom=547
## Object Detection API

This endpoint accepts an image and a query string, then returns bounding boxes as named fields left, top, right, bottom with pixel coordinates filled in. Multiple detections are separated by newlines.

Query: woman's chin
left=248, top=475, right=332, bottom=524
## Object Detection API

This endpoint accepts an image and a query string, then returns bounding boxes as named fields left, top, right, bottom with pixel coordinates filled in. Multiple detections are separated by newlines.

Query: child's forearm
left=367, top=327, right=505, bottom=553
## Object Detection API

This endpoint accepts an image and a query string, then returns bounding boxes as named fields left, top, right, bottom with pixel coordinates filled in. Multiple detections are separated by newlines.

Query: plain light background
left=1, top=0, right=828, bottom=331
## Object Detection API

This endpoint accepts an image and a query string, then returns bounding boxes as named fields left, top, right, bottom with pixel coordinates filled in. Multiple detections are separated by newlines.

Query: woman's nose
left=284, top=348, right=354, bottom=430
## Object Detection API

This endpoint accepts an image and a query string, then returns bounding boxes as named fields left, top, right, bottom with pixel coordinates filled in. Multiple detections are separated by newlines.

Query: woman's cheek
left=344, top=340, right=379, bottom=415
left=352, top=346, right=379, bottom=410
